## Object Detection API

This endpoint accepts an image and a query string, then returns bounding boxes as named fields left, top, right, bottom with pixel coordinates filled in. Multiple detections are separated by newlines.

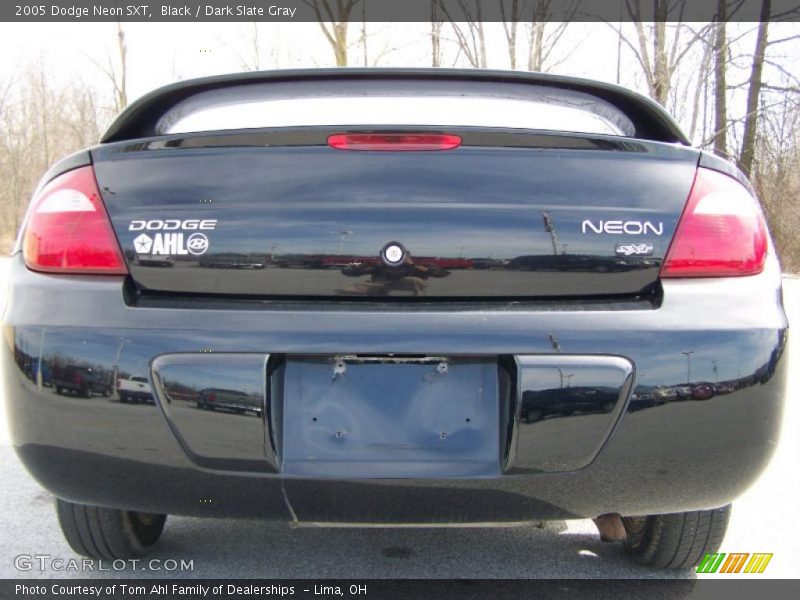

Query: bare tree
left=615, top=1, right=711, bottom=106
left=354, top=21, right=399, bottom=67
left=359, top=1, right=368, bottom=66
left=712, top=0, right=729, bottom=156
left=753, top=93, right=800, bottom=272
left=0, top=61, right=108, bottom=252
left=697, top=7, right=796, bottom=157
left=34, top=58, right=51, bottom=168
left=431, top=0, right=444, bottom=67
left=437, top=0, right=487, bottom=68
left=84, top=22, right=128, bottom=112
left=114, top=23, right=128, bottom=110
left=304, top=0, right=361, bottom=67
left=239, top=23, right=263, bottom=71
left=500, top=0, right=522, bottom=69
left=0, top=81, right=33, bottom=241
left=739, top=0, right=771, bottom=175
left=685, top=31, right=714, bottom=143
left=526, top=0, right=581, bottom=72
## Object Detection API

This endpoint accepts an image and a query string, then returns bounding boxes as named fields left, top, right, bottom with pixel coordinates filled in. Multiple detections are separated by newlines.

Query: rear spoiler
left=101, top=68, right=690, bottom=145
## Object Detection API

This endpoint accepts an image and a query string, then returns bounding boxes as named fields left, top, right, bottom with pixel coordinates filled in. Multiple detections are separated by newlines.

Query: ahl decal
left=130, top=218, right=214, bottom=256
left=133, top=232, right=209, bottom=256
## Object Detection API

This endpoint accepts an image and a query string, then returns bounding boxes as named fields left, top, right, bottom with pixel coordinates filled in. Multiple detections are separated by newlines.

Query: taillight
left=661, top=167, right=767, bottom=278
left=327, top=133, right=461, bottom=151
left=23, top=166, right=127, bottom=274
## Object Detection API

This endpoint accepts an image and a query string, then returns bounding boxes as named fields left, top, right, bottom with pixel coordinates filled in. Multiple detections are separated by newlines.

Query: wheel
left=623, top=504, right=731, bottom=569
left=119, top=394, right=127, bottom=403
left=56, top=498, right=167, bottom=559
left=103, top=389, right=111, bottom=397
left=55, top=387, right=63, bottom=395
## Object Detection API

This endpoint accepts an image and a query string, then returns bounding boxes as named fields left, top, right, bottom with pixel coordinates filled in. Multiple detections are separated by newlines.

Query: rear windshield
left=157, top=80, right=636, bottom=138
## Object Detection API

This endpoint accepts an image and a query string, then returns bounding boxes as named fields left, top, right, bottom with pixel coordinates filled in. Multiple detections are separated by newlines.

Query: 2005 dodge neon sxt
left=1, top=69, right=788, bottom=569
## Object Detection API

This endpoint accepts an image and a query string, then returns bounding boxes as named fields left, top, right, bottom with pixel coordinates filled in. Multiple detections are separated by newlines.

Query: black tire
left=56, top=498, right=167, bottom=559
left=623, top=504, right=731, bottom=569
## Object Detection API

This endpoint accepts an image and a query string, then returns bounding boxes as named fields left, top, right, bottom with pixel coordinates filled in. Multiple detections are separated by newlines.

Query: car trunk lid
left=93, top=128, right=698, bottom=299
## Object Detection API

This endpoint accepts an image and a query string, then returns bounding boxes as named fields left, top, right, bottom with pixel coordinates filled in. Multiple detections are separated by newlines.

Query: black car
left=1, top=69, right=788, bottom=569
left=52, top=365, right=112, bottom=398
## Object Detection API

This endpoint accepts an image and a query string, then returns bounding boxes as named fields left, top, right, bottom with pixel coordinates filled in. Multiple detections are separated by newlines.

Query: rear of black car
left=1, top=69, right=787, bottom=568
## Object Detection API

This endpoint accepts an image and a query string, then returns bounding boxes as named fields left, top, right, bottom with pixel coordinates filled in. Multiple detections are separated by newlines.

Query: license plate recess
left=278, top=355, right=501, bottom=477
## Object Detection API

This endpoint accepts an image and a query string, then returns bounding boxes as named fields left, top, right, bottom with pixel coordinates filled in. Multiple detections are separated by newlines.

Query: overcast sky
left=0, top=21, right=798, bottom=144
left=0, top=21, right=622, bottom=94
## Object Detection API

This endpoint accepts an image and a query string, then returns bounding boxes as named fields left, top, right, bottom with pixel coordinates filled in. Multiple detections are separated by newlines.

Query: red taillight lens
left=661, top=167, right=767, bottom=278
left=23, top=166, right=127, bottom=274
left=327, top=133, right=462, bottom=151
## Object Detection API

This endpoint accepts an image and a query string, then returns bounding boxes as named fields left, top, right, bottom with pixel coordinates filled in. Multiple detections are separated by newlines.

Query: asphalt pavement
left=0, top=257, right=797, bottom=580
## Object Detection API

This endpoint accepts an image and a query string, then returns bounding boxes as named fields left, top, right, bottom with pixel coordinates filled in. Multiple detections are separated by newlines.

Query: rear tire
left=56, top=498, right=167, bottom=559
left=623, top=504, right=731, bottom=569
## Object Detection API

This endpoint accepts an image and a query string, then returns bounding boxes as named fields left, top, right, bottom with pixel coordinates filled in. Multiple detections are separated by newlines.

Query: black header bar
left=5, top=579, right=800, bottom=600
left=4, top=0, right=800, bottom=23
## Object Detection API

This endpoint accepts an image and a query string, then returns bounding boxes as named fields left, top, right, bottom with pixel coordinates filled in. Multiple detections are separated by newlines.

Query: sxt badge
left=616, top=242, right=654, bottom=257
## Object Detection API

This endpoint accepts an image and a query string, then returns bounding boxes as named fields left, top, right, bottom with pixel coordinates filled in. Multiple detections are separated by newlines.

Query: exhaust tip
left=593, top=513, right=627, bottom=542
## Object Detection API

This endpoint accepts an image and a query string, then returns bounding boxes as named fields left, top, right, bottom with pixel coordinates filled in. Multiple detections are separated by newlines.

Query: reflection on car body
left=691, top=382, right=715, bottom=401
left=53, top=365, right=113, bottom=398
left=117, top=375, right=154, bottom=404
left=198, top=253, right=268, bottom=269
left=197, top=388, right=262, bottom=416
left=336, top=253, right=451, bottom=296
left=520, top=386, right=617, bottom=423
left=136, top=255, right=174, bottom=268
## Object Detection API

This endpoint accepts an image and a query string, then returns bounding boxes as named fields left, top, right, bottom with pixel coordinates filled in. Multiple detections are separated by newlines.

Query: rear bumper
left=2, top=254, right=788, bottom=522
